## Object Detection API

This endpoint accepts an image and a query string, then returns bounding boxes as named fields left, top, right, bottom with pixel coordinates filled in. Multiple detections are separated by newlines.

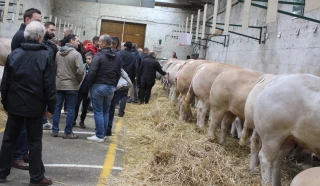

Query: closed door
left=100, top=20, right=146, bottom=49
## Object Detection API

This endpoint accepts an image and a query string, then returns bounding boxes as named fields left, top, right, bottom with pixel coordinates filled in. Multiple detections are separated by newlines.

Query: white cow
left=253, top=74, right=320, bottom=186
left=0, top=38, right=11, bottom=66
left=290, top=167, right=320, bottom=186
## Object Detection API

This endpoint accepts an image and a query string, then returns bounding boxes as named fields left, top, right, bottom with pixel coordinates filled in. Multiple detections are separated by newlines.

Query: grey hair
left=64, top=27, right=74, bottom=34
left=149, top=51, right=157, bottom=57
left=100, top=34, right=112, bottom=46
left=24, top=21, right=45, bottom=41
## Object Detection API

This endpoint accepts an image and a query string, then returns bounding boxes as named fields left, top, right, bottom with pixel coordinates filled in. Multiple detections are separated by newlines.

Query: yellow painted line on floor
left=0, top=128, right=4, bottom=133
left=97, top=118, right=123, bottom=186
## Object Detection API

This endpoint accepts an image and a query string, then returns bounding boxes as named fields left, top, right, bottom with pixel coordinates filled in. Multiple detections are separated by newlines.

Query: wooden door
left=100, top=20, right=146, bottom=49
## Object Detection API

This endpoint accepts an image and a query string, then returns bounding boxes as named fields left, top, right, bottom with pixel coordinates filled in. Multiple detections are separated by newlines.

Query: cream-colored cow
left=176, top=59, right=209, bottom=121
left=253, top=74, right=320, bottom=186
left=182, top=62, right=242, bottom=126
left=208, top=68, right=263, bottom=145
left=166, top=60, right=187, bottom=103
left=0, top=38, right=11, bottom=66
left=290, top=167, right=320, bottom=186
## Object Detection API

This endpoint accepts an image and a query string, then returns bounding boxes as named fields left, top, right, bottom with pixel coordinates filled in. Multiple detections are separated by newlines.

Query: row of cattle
left=160, top=58, right=320, bottom=186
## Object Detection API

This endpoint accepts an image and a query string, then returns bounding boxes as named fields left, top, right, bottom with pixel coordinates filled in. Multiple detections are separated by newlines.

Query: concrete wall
left=52, top=0, right=194, bottom=59
left=0, top=0, right=54, bottom=39
left=202, top=1, right=320, bottom=75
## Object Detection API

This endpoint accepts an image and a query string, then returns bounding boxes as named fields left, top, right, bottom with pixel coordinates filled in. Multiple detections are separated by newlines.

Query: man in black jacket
left=127, top=43, right=142, bottom=103
left=10, top=8, right=42, bottom=171
left=42, top=21, right=58, bottom=130
left=0, top=21, right=56, bottom=185
left=138, top=52, right=166, bottom=104
left=118, top=41, right=135, bottom=117
left=87, top=35, right=121, bottom=142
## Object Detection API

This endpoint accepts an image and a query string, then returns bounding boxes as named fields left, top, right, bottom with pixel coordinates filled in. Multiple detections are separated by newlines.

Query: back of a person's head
left=23, top=8, right=41, bottom=23
left=132, top=43, right=138, bottom=50
left=24, top=21, right=45, bottom=42
left=92, top=36, right=99, bottom=43
left=100, top=35, right=112, bottom=47
left=143, top=48, right=149, bottom=53
left=124, top=41, right=132, bottom=50
left=65, top=34, right=77, bottom=43
left=111, top=36, right=120, bottom=49
left=64, top=27, right=74, bottom=35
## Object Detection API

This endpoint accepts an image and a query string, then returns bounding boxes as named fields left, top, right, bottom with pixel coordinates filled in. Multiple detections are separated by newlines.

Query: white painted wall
left=202, top=1, right=320, bottom=75
left=0, top=0, right=54, bottom=39
left=52, top=0, right=195, bottom=59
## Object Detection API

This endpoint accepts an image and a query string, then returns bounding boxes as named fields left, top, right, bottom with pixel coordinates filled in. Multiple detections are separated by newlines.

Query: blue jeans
left=52, top=90, right=78, bottom=134
left=91, top=84, right=115, bottom=139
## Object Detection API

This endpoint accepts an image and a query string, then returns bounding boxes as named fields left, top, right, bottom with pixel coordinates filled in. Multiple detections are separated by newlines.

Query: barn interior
left=0, top=0, right=320, bottom=186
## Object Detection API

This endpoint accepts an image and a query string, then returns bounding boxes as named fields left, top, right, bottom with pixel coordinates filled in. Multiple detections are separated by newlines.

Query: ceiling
left=155, top=0, right=213, bottom=11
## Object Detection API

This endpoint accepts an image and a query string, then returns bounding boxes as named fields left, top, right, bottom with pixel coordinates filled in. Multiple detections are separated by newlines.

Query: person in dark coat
left=87, top=35, right=121, bottom=142
left=118, top=41, right=135, bottom=117
left=0, top=21, right=56, bottom=185
left=74, top=51, right=93, bottom=128
left=138, top=52, right=166, bottom=104
left=141, top=48, right=149, bottom=59
left=9, top=8, right=42, bottom=171
left=42, top=21, right=58, bottom=130
left=127, top=43, right=142, bottom=103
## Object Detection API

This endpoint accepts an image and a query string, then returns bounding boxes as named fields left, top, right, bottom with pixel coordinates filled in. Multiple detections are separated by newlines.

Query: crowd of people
left=0, top=8, right=167, bottom=185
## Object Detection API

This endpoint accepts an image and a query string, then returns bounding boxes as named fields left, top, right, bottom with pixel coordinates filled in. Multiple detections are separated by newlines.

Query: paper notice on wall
left=178, top=33, right=192, bottom=46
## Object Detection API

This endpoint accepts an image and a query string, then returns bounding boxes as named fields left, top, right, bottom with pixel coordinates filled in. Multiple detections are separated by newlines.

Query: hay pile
left=110, top=82, right=308, bottom=186
left=0, top=103, right=7, bottom=129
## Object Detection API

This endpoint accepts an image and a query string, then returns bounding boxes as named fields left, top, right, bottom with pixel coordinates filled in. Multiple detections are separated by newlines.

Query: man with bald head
left=0, top=21, right=56, bottom=185
left=87, top=35, right=121, bottom=142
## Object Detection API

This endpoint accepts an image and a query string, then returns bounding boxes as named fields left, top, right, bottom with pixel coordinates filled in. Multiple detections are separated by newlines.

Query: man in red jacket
left=85, top=36, right=99, bottom=54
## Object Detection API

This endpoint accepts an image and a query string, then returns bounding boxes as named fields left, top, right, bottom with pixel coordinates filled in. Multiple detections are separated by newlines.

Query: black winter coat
left=79, top=63, right=90, bottom=93
left=1, top=41, right=56, bottom=117
left=11, top=23, right=26, bottom=51
left=120, top=48, right=136, bottom=81
left=139, top=55, right=166, bottom=85
left=131, top=49, right=142, bottom=75
left=88, top=47, right=121, bottom=88
left=43, top=36, right=58, bottom=61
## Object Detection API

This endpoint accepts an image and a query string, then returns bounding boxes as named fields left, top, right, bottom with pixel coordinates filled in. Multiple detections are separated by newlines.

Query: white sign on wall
left=178, top=33, right=192, bottom=46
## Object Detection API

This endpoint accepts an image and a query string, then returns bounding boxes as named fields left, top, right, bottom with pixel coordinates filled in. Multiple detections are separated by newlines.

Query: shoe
left=106, top=129, right=112, bottom=136
left=51, top=132, right=61, bottom=137
left=133, top=99, right=138, bottom=103
left=118, top=114, right=124, bottom=117
left=63, top=132, right=78, bottom=139
left=138, top=100, right=144, bottom=105
left=23, top=153, right=29, bottom=163
left=0, top=178, right=6, bottom=183
left=12, top=160, right=29, bottom=170
left=79, top=121, right=86, bottom=129
left=43, top=122, right=52, bottom=130
left=88, top=106, right=93, bottom=111
left=29, top=177, right=52, bottom=186
left=127, top=98, right=132, bottom=103
left=87, top=135, right=104, bottom=142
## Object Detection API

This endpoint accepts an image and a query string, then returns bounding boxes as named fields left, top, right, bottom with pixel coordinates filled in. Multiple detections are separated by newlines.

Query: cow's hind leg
left=220, top=111, right=236, bottom=145
left=250, top=129, right=261, bottom=172
left=208, top=106, right=226, bottom=142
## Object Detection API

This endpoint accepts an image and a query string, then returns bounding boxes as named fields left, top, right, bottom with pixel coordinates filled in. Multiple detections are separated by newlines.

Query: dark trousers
left=0, top=113, right=45, bottom=182
left=107, top=91, right=118, bottom=132
left=118, top=89, right=128, bottom=116
left=74, top=91, right=90, bottom=122
left=139, top=83, right=154, bottom=103
left=13, top=126, right=28, bottom=160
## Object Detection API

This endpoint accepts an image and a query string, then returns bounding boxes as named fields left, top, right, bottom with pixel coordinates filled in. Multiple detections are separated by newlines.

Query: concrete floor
left=0, top=111, right=124, bottom=186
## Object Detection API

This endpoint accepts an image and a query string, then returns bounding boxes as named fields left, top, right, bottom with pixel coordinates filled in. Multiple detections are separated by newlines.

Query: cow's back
left=254, top=74, right=320, bottom=155
left=192, top=63, right=242, bottom=102
left=0, top=38, right=12, bottom=66
left=210, top=68, right=263, bottom=119
left=176, top=59, right=209, bottom=95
